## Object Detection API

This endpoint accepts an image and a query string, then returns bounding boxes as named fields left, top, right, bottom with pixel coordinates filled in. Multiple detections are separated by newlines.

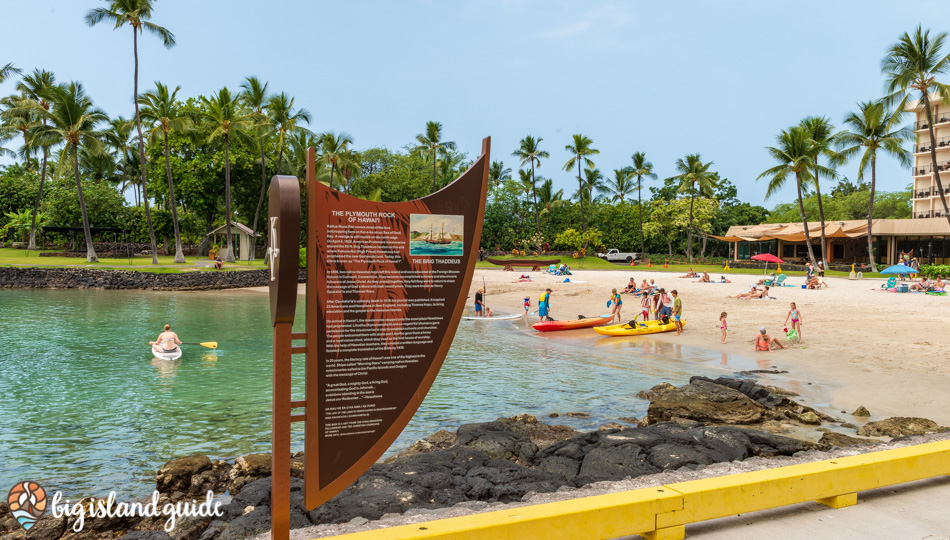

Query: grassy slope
left=0, top=247, right=266, bottom=272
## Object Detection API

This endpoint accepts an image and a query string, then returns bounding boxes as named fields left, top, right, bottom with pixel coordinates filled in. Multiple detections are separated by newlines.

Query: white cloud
left=536, top=3, right=633, bottom=40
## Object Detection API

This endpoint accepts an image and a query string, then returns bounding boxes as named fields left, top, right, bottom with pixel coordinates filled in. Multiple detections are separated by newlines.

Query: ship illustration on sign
left=410, top=214, right=463, bottom=256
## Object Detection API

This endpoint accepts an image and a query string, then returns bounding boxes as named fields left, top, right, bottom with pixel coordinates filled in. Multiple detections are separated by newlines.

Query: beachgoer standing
left=671, top=290, right=683, bottom=335
left=523, top=296, right=531, bottom=318
left=474, top=288, right=484, bottom=317
left=658, top=289, right=672, bottom=319
left=784, top=302, right=802, bottom=340
left=720, top=312, right=728, bottom=344
left=608, top=288, right=623, bottom=323
left=538, top=288, right=553, bottom=322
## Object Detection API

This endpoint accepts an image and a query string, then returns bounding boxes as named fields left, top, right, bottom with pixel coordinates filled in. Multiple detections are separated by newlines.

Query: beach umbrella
left=751, top=253, right=784, bottom=274
left=881, top=264, right=915, bottom=275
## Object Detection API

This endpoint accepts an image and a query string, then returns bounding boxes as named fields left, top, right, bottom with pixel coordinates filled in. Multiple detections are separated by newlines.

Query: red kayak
left=532, top=315, right=613, bottom=332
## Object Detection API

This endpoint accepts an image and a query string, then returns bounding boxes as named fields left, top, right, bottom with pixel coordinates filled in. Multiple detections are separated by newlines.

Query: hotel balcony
left=916, top=116, right=950, bottom=131
left=915, top=210, right=947, bottom=219
left=913, top=161, right=950, bottom=177
left=914, top=187, right=950, bottom=199
left=915, top=136, right=950, bottom=154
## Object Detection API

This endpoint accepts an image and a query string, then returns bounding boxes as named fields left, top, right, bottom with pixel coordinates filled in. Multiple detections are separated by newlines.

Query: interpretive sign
left=303, top=137, right=490, bottom=509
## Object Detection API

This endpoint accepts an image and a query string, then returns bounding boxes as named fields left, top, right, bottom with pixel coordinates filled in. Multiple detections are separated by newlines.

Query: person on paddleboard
left=150, top=324, right=181, bottom=354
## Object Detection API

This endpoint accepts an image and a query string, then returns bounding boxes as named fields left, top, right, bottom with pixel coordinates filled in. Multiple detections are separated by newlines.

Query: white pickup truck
left=598, top=249, right=640, bottom=263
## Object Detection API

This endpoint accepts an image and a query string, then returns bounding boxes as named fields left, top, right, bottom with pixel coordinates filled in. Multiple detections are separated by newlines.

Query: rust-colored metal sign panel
left=268, top=176, right=301, bottom=327
left=304, top=137, right=490, bottom=509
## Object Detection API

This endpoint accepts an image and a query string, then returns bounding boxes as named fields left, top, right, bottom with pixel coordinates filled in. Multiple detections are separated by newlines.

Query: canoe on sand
left=532, top=315, right=613, bottom=332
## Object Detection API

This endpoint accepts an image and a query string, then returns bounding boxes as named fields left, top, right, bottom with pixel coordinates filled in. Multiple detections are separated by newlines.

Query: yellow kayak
left=593, top=318, right=685, bottom=336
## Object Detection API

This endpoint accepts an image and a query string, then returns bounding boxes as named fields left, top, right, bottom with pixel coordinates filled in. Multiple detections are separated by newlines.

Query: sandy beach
left=465, top=267, right=950, bottom=426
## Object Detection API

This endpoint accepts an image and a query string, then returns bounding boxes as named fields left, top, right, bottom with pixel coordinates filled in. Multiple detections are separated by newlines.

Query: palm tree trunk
left=249, top=141, right=267, bottom=262
left=73, top=146, right=98, bottom=262
left=922, top=95, right=950, bottom=227
left=531, top=163, right=540, bottom=234
left=867, top=154, right=878, bottom=272
left=276, top=137, right=285, bottom=176
left=687, top=188, right=695, bottom=264
left=795, top=172, right=819, bottom=268
left=814, top=169, right=828, bottom=268
left=637, top=177, right=644, bottom=255
left=224, top=136, right=235, bottom=262
left=164, top=132, right=185, bottom=263
left=132, top=27, right=159, bottom=265
left=577, top=161, right=586, bottom=233
left=28, top=147, right=49, bottom=250
left=431, top=149, right=438, bottom=193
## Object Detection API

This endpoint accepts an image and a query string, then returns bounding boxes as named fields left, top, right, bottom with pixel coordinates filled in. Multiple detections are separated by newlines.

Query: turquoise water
left=408, top=240, right=464, bottom=256
left=0, top=289, right=762, bottom=498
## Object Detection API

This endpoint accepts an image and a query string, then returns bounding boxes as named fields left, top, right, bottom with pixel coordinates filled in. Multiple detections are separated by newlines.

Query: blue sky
left=1, top=0, right=943, bottom=207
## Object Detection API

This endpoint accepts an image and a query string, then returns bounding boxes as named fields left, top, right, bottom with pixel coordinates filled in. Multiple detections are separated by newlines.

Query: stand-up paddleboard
left=532, top=314, right=613, bottom=332
left=152, top=346, right=183, bottom=361
left=462, top=314, right=522, bottom=320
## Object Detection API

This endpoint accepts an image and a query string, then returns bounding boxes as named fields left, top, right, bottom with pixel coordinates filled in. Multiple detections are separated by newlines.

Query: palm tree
left=517, top=169, right=534, bottom=206
left=239, top=76, right=272, bottom=262
left=581, top=166, right=605, bottom=203
left=512, top=136, right=549, bottom=233
left=284, top=129, right=321, bottom=180
left=800, top=116, right=842, bottom=269
left=757, top=127, right=824, bottom=269
left=86, top=0, right=176, bottom=264
left=30, top=82, right=107, bottom=262
left=413, top=121, right=456, bottom=192
left=562, top=134, right=599, bottom=232
left=600, top=168, right=634, bottom=204
left=15, top=69, right=57, bottom=250
left=487, top=160, right=512, bottom=191
left=317, top=131, right=357, bottom=191
left=0, top=63, right=21, bottom=84
left=672, top=154, right=719, bottom=263
left=837, top=101, right=913, bottom=271
left=882, top=26, right=950, bottom=227
left=200, top=87, right=253, bottom=263
left=536, top=178, right=565, bottom=217
left=102, top=116, right=136, bottom=203
left=266, top=92, right=311, bottom=176
left=628, top=152, right=657, bottom=255
left=0, top=95, right=36, bottom=166
left=139, top=81, right=189, bottom=263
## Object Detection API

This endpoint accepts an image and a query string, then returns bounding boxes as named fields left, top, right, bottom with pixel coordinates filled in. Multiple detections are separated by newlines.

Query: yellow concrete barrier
left=319, top=439, right=950, bottom=540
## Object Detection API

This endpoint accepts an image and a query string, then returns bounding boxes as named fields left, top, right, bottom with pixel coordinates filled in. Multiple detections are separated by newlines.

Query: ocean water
left=408, top=240, right=464, bottom=256
left=0, top=289, right=764, bottom=498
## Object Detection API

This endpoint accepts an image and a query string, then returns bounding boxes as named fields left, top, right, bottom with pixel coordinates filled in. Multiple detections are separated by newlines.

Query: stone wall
left=0, top=267, right=306, bottom=290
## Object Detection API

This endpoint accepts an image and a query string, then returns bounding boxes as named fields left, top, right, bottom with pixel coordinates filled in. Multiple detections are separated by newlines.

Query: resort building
left=910, top=98, right=950, bottom=219
left=716, top=218, right=950, bottom=266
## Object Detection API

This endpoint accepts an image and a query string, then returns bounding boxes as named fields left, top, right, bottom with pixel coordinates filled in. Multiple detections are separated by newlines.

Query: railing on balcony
left=914, top=161, right=950, bottom=175
left=916, top=189, right=932, bottom=198
left=916, top=114, right=950, bottom=130
left=916, top=136, right=950, bottom=152
left=917, top=210, right=934, bottom=218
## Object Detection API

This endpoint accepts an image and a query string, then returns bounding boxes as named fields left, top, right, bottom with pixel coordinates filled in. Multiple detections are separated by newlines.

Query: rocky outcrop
left=0, top=268, right=306, bottom=291
left=817, top=432, right=877, bottom=450
left=856, top=417, right=945, bottom=437
left=647, top=379, right=766, bottom=425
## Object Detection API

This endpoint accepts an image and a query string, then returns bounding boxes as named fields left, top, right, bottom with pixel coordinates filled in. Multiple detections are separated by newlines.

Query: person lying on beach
left=754, top=327, right=786, bottom=352
left=695, top=272, right=711, bottom=283
left=720, top=276, right=732, bottom=283
left=678, top=268, right=699, bottom=278
left=910, top=277, right=930, bottom=292
left=736, top=286, right=770, bottom=299
left=621, top=278, right=638, bottom=293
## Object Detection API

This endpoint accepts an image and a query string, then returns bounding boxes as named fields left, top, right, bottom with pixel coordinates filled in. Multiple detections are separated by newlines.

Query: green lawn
left=0, top=247, right=267, bottom=272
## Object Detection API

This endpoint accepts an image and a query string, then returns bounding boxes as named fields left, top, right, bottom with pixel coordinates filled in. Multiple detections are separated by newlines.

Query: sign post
left=269, top=137, right=490, bottom=537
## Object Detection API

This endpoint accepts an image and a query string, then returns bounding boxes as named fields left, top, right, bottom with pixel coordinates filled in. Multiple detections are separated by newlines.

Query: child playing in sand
left=784, top=302, right=802, bottom=341
left=720, top=312, right=728, bottom=343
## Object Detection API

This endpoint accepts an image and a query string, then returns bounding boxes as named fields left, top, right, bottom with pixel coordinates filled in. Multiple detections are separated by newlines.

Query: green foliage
left=554, top=227, right=602, bottom=251
left=299, top=247, right=306, bottom=268
left=4, top=209, right=49, bottom=243
left=767, top=188, right=911, bottom=222
left=0, top=164, right=40, bottom=230
left=921, top=264, right=950, bottom=279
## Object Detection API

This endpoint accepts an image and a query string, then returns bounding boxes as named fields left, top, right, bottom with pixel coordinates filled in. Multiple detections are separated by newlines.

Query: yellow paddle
left=181, top=342, right=218, bottom=349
